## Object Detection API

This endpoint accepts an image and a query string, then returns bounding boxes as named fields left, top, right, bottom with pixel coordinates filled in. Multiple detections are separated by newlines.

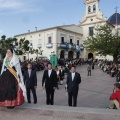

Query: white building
left=15, top=25, right=83, bottom=61
left=15, top=0, right=120, bottom=61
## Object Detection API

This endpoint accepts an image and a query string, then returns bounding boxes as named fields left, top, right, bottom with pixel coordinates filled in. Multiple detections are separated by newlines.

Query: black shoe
left=28, top=101, right=31, bottom=103
left=7, top=107, right=10, bottom=109
left=10, top=106, right=14, bottom=109
left=33, top=102, right=37, bottom=104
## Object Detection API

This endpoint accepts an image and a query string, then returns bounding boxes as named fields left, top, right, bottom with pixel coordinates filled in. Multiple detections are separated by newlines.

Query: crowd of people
left=98, top=60, right=120, bottom=82
left=0, top=49, right=120, bottom=110
left=0, top=48, right=86, bottom=109
left=98, top=60, right=120, bottom=109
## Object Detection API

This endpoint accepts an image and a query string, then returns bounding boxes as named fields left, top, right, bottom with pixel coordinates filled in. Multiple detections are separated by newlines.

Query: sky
left=0, top=0, right=120, bottom=38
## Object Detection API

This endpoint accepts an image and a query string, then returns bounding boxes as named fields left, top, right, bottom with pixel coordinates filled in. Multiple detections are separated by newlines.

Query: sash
left=7, top=66, right=20, bottom=83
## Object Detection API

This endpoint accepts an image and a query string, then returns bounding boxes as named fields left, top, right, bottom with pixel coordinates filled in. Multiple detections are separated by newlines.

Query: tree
left=0, top=35, right=18, bottom=58
left=34, top=49, right=43, bottom=59
left=83, top=24, right=120, bottom=63
left=15, top=38, right=30, bottom=55
left=0, top=35, right=34, bottom=59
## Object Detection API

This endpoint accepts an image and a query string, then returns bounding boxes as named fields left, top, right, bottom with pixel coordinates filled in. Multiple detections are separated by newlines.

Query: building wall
left=15, top=29, right=58, bottom=61
left=14, top=0, right=116, bottom=61
left=15, top=27, right=83, bottom=61
left=57, top=29, right=83, bottom=59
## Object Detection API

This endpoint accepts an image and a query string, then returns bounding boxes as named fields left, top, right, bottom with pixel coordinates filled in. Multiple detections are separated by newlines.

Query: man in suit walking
left=24, top=62, right=37, bottom=104
left=42, top=63, right=57, bottom=105
left=59, top=66, right=65, bottom=85
left=66, top=66, right=81, bottom=107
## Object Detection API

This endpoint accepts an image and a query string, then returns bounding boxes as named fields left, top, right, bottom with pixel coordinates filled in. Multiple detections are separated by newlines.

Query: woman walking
left=0, top=48, right=26, bottom=109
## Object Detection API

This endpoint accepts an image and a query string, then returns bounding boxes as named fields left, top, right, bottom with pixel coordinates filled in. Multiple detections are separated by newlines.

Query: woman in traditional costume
left=0, top=48, right=26, bottom=109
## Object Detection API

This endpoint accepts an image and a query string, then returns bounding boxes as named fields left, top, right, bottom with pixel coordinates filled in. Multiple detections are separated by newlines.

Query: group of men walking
left=23, top=61, right=120, bottom=110
left=42, top=63, right=81, bottom=107
left=23, top=63, right=81, bottom=107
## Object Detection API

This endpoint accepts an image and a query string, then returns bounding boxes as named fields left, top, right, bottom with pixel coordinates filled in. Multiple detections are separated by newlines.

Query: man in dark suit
left=24, top=62, right=37, bottom=104
left=59, top=66, right=65, bottom=85
left=66, top=66, right=81, bottom=107
left=42, top=63, right=57, bottom=105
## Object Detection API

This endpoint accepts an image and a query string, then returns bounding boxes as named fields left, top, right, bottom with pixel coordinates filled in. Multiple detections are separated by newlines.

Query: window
left=89, top=27, right=94, bottom=36
left=77, top=40, right=79, bottom=45
left=70, top=39, right=73, bottom=44
left=61, top=37, right=64, bottom=43
left=93, top=5, right=96, bottom=12
left=48, top=37, right=52, bottom=43
left=88, top=6, right=91, bottom=13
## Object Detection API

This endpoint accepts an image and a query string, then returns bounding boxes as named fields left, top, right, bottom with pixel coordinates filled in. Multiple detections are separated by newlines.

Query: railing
left=37, top=44, right=42, bottom=48
left=46, top=43, right=53, bottom=48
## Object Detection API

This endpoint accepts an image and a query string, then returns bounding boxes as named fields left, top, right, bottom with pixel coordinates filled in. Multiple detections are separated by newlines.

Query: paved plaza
left=34, top=64, right=115, bottom=108
left=0, top=64, right=120, bottom=120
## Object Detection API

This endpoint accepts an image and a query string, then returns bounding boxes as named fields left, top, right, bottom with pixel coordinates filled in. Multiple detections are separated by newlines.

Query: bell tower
left=80, top=0, right=105, bottom=24
left=84, top=0, right=100, bottom=15
left=79, top=0, right=106, bottom=60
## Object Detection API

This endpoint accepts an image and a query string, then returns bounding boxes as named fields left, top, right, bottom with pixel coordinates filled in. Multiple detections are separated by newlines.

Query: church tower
left=85, top=0, right=100, bottom=16
left=79, top=0, right=106, bottom=59
left=81, top=0, right=105, bottom=24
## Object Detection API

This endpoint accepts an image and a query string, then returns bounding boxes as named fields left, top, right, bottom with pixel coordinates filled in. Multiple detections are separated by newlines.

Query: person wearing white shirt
left=66, top=66, right=81, bottom=107
left=42, top=63, right=57, bottom=105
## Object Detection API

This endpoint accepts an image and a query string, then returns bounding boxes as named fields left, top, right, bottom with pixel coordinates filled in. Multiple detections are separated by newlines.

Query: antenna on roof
left=35, top=27, right=37, bottom=31
left=114, top=6, right=119, bottom=30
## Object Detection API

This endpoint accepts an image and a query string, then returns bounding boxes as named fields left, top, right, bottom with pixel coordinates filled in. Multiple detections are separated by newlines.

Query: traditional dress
left=0, top=51, right=26, bottom=107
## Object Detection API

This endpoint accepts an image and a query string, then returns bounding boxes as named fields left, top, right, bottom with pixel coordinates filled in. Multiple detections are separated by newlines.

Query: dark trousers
left=26, top=87, right=37, bottom=103
left=46, top=87, right=55, bottom=105
left=68, top=90, right=78, bottom=107
left=88, top=70, right=91, bottom=76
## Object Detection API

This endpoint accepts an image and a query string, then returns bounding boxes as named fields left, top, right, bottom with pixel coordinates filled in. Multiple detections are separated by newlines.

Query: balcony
left=58, top=43, right=67, bottom=49
left=71, top=44, right=76, bottom=50
left=37, top=44, right=42, bottom=49
left=46, top=43, right=53, bottom=48
left=80, top=44, right=84, bottom=51
left=75, top=44, right=84, bottom=51
left=58, top=43, right=83, bottom=51
left=76, top=45, right=80, bottom=52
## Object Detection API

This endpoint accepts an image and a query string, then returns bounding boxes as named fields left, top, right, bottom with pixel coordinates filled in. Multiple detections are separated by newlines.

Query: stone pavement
left=0, top=65, right=120, bottom=120
left=30, top=64, right=115, bottom=108
left=0, top=104, right=120, bottom=120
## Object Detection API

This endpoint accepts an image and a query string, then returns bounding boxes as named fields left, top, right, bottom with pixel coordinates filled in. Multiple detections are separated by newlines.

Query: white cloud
left=0, top=0, right=44, bottom=14
left=0, top=0, right=22, bottom=9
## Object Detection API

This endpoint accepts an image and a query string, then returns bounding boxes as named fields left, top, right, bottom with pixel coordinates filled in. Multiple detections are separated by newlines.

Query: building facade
left=15, top=25, right=83, bottom=61
left=15, top=0, right=120, bottom=61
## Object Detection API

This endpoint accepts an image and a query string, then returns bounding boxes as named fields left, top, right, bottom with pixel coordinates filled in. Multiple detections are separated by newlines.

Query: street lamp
left=37, top=44, right=42, bottom=59
left=28, top=44, right=33, bottom=60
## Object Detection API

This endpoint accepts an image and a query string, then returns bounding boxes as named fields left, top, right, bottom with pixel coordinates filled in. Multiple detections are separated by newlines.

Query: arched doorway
left=68, top=51, right=73, bottom=59
left=88, top=53, right=93, bottom=59
left=76, top=52, right=80, bottom=59
left=60, top=50, right=65, bottom=59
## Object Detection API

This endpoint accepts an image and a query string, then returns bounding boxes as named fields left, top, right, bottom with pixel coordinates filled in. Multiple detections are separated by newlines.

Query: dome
left=108, top=13, right=120, bottom=25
